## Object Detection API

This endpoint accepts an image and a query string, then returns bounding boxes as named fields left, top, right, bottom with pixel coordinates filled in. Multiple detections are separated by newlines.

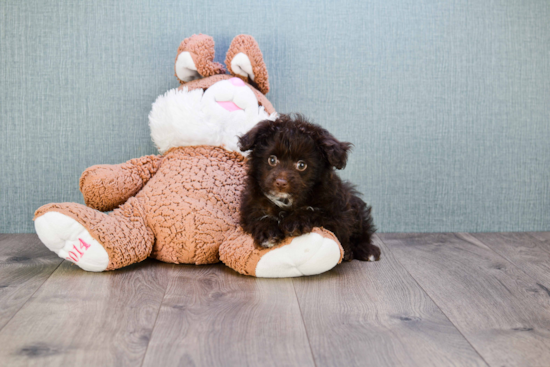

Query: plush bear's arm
left=79, top=155, right=163, bottom=211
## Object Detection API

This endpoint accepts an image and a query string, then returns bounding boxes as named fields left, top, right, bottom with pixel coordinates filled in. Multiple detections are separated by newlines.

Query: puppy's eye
left=268, top=155, right=278, bottom=166
left=295, top=160, right=307, bottom=171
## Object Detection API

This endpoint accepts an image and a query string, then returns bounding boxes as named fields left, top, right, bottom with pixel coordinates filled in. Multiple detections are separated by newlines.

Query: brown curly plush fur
left=238, top=114, right=380, bottom=262
left=34, top=199, right=154, bottom=271
left=225, top=35, right=270, bottom=95
left=79, top=155, right=163, bottom=212
left=36, top=146, right=247, bottom=269
left=175, top=34, right=226, bottom=82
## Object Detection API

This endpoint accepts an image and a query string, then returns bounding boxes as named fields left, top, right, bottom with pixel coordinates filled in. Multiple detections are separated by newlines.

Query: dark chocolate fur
left=238, top=114, right=380, bottom=261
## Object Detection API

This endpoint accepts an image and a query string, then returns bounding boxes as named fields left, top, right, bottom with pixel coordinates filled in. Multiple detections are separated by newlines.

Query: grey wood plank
left=292, top=235, right=488, bottom=367
left=0, top=234, right=62, bottom=331
left=472, top=232, right=550, bottom=289
left=142, top=264, right=316, bottom=367
left=0, top=258, right=172, bottom=367
left=528, top=231, right=550, bottom=244
left=380, top=232, right=550, bottom=367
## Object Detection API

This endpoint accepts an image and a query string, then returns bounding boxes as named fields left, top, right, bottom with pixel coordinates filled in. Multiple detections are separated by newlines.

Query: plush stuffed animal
left=33, top=34, right=344, bottom=278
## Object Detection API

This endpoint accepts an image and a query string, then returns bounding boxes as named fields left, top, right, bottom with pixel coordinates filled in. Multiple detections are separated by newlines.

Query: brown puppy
left=238, top=114, right=380, bottom=262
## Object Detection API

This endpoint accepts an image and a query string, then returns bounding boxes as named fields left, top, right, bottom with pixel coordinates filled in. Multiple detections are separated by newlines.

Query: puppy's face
left=254, top=133, right=324, bottom=208
left=239, top=114, right=352, bottom=208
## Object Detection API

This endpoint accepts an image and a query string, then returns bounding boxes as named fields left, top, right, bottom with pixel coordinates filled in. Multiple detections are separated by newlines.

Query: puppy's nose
left=275, top=178, right=288, bottom=190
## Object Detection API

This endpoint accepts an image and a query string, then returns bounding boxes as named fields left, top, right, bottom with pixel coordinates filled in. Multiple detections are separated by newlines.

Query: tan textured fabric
left=219, top=227, right=344, bottom=276
left=178, top=74, right=275, bottom=115
left=36, top=146, right=247, bottom=269
left=137, top=146, right=246, bottom=265
left=175, top=34, right=226, bottom=82
left=80, top=155, right=163, bottom=212
left=34, top=198, right=154, bottom=271
left=225, top=35, right=270, bottom=95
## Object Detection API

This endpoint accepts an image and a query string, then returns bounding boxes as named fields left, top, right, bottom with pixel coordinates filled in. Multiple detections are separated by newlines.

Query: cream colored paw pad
left=255, top=232, right=342, bottom=278
left=35, top=212, right=109, bottom=272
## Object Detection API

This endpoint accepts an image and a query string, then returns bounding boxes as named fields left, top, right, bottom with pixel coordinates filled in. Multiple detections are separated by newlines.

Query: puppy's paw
left=354, top=243, right=381, bottom=262
left=281, top=221, right=313, bottom=238
left=368, top=245, right=382, bottom=261
left=253, top=228, right=284, bottom=249
left=261, top=240, right=277, bottom=248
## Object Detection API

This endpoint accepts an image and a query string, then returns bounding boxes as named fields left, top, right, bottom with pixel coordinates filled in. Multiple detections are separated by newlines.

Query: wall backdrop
left=1, top=0, right=549, bottom=233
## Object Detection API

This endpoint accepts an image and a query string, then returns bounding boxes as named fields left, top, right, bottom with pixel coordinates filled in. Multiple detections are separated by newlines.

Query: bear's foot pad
left=35, top=212, right=109, bottom=272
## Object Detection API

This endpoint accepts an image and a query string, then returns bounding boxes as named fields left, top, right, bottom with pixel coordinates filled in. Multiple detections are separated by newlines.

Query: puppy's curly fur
left=238, top=114, right=380, bottom=261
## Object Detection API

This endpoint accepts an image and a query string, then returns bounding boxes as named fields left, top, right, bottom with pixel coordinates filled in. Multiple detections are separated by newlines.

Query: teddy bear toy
left=33, top=34, right=344, bottom=278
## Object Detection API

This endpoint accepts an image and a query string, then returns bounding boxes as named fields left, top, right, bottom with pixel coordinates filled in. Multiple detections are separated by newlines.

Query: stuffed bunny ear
left=174, top=34, right=226, bottom=83
left=225, top=35, right=270, bottom=94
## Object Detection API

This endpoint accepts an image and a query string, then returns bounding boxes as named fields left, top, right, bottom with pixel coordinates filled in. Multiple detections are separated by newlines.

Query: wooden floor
left=1, top=233, right=549, bottom=367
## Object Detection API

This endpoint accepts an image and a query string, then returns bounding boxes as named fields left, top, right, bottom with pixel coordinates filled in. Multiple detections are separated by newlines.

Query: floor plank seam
left=138, top=264, right=175, bottom=367
left=376, top=235, right=492, bottom=367
left=466, top=233, right=548, bottom=289
left=0, top=259, right=63, bottom=334
left=526, top=232, right=550, bottom=246
left=291, top=280, right=318, bottom=367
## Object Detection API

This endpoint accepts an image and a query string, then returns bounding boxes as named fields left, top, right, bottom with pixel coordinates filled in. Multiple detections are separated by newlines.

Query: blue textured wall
left=1, top=0, right=549, bottom=233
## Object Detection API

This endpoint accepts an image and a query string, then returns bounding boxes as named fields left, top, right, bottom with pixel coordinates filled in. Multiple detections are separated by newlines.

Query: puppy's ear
left=318, top=133, right=353, bottom=170
left=238, top=119, right=277, bottom=152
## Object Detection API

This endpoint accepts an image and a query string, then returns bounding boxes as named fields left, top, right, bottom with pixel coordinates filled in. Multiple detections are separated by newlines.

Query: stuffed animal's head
left=149, top=34, right=277, bottom=154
